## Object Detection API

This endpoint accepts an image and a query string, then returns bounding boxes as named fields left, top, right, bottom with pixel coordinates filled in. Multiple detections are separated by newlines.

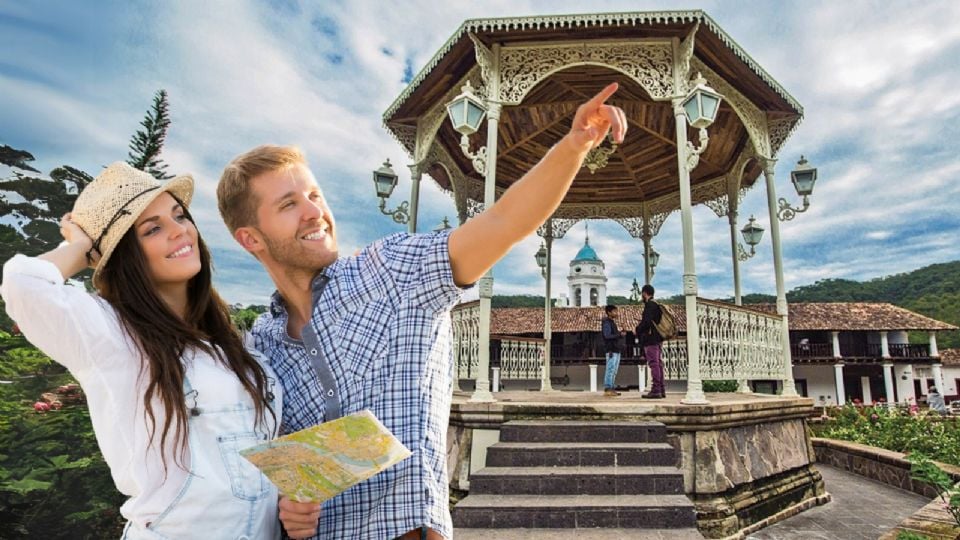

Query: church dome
left=573, top=243, right=601, bottom=262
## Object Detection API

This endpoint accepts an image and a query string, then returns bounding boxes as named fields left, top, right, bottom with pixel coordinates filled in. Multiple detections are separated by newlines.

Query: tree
left=126, top=89, right=173, bottom=180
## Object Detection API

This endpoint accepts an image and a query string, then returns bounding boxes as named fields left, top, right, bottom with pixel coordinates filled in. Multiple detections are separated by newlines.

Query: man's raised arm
left=448, top=83, right=627, bottom=287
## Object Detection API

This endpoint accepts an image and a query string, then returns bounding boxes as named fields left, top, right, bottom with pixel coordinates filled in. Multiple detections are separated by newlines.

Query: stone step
left=486, top=441, right=678, bottom=468
left=469, top=466, right=684, bottom=495
left=453, top=494, right=697, bottom=529
left=454, top=528, right=705, bottom=539
left=499, top=420, right=667, bottom=444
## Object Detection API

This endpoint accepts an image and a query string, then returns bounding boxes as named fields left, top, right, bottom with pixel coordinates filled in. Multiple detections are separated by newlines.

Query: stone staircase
left=453, top=420, right=702, bottom=538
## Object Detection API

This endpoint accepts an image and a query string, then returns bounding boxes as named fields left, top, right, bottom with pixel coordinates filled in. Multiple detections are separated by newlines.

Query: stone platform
left=447, top=390, right=829, bottom=539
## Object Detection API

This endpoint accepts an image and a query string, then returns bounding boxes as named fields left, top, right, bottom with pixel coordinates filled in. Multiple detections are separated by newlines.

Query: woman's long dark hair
left=97, top=204, right=274, bottom=472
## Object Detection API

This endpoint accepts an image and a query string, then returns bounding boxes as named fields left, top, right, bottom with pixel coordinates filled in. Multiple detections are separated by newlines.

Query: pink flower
left=870, top=413, right=879, bottom=421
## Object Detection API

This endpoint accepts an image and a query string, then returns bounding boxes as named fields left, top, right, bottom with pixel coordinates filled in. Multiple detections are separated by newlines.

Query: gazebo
left=378, top=11, right=838, bottom=537
left=380, top=10, right=810, bottom=405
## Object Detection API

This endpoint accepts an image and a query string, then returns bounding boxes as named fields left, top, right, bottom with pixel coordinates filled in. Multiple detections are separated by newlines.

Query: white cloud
left=2, top=0, right=958, bottom=305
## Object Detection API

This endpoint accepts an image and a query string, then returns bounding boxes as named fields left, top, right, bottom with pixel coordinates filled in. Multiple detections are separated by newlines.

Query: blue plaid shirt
left=251, top=230, right=466, bottom=540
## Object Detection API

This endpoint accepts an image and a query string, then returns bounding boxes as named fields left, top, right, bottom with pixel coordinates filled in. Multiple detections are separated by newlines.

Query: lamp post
left=777, top=156, right=818, bottom=221
left=372, top=159, right=410, bottom=225
left=434, top=216, right=452, bottom=232
left=535, top=232, right=553, bottom=392
left=446, top=81, right=489, bottom=174
left=672, top=72, right=723, bottom=404
left=738, top=216, right=764, bottom=260
left=644, top=247, right=660, bottom=280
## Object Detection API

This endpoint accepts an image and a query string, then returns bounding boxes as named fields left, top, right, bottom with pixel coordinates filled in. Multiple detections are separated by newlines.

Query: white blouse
left=1, top=255, right=273, bottom=524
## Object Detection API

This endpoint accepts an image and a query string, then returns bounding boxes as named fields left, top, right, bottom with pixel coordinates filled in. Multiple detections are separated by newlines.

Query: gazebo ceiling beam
left=498, top=112, right=571, bottom=159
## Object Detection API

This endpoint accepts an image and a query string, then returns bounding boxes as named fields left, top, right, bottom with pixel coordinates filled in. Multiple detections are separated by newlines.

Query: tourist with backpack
left=636, top=284, right=668, bottom=399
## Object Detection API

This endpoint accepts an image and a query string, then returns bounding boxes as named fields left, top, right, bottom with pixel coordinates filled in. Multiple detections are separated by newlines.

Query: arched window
left=574, top=287, right=582, bottom=307
left=590, top=287, right=599, bottom=306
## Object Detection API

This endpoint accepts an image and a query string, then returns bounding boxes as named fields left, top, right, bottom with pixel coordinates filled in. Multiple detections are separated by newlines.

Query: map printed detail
left=240, top=409, right=412, bottom=502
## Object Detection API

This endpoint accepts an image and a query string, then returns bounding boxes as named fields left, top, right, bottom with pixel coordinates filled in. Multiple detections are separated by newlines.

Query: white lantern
left=446, top=81, right=487, bottom=136
left=681, top=74, right=724, bottom=129
left=372, top=159, right=398, bottom=199
left=790, top=156, right=818, bottom=197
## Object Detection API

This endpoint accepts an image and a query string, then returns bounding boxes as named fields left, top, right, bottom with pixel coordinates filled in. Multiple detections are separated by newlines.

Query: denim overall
left=122, top=368, right=281, bottom=540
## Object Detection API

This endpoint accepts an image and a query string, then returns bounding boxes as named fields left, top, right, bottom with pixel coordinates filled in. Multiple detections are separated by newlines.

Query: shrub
left=812, top=403, right=960, bottom=467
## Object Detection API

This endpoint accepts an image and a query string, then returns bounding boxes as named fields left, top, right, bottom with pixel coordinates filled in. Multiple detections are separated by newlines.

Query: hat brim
left=92, top=174, right=196, bottom=288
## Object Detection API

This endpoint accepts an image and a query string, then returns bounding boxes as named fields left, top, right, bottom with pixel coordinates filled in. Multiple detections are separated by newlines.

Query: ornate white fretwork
left=767, top=115, right=801, bottom=158
left=612, top=210, right=673, bottom=239
left=659, top=301, right=784, bottom=381
left=468, top=33, right=495, bottom=90
left=495, top=337, right=545, bottom=380
left=452, top=303, right=480, bottom=379
left=675, top=21, right=700, bottom=94
left=384, top=123, right=418, bottom=160
left=498, top=41, right=675, bottom=105
left=697, top=301, right=784, bottom=380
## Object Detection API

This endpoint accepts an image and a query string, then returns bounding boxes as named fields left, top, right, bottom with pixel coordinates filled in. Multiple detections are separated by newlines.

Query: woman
left=1, top=162, right=281, bottom=539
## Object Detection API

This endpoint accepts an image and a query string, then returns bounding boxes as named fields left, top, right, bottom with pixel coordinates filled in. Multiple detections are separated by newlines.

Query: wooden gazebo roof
left=383, top=11, right=803, bottom=220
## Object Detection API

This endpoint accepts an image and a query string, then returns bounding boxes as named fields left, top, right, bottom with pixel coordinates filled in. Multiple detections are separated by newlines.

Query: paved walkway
left=747, top=465, right=930, bottom=540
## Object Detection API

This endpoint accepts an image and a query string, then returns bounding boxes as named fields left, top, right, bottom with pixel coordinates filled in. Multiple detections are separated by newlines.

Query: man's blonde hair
left=217, top=145, right=307, bottom=233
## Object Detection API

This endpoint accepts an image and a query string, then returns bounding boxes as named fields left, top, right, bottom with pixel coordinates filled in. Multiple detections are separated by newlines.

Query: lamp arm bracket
left=459, top=134, right=487, bottom=175
left=685, top=128, right=710, bottom=171
left=379, top=198, right=411, bottom=224
left=777, top=195, right=810, bottom=222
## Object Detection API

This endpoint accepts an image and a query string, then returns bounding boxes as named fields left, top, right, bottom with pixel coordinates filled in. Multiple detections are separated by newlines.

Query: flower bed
left=811, top=402, right=960, bottom=467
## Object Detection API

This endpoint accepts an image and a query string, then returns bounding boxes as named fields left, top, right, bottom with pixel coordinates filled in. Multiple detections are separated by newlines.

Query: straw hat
left=71, top=162, right=194, bottom=287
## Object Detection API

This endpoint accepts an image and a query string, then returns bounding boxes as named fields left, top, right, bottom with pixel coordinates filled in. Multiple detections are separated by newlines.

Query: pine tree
left=126, top=89, right=173, bottom=180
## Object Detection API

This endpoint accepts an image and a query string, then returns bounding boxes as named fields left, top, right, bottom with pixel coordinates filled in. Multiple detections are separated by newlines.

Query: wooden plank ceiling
left=435, top=65, right=756, bottom=205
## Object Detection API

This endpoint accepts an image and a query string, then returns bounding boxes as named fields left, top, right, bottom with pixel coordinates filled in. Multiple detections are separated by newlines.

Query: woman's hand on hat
left=59, top=213, right=98, bottom=265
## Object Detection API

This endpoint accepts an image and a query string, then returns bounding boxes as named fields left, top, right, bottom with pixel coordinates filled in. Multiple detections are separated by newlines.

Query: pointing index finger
left=587, top=82, right=619, bottom=107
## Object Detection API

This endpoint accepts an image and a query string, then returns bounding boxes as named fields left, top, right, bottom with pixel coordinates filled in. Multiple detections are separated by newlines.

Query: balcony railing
left=490, top=335, right=544, bottom=380
left=791, top=342, right=834, bottom=358
left=839, top=343, right=930, bottom=358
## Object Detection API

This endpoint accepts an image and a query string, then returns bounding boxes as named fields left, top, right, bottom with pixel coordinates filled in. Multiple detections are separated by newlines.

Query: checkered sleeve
left=377, top=229, right=467, bottom=313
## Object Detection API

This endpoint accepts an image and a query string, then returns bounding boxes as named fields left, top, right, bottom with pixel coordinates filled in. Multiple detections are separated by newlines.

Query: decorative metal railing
left=451, top=298, right=784, bottom=384
left=695, top=299, right=784, bottom=380
left=452, top=303, right=480, bottom=379
left=491, top=335, right=545, bottom=379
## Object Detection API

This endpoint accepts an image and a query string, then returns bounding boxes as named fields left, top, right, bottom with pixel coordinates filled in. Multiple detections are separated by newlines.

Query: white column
left=834, top=363, right=846, bottom=406
left=880, top=331, right=890, bottom=358
left=762, top=161, right=798, bottom=396
left=637, top=364, right=647, bottom=393
left=729, top=210, right=743, bottom=306
left=929, top=332, right=939, bottom=357
left=589, top=364, right=598, bottom=393
left=932, top=363, right=945, bottom=396
left=643, top=234, right=653, bottom=285
left=673, top=107, right=706, bottom=405
left=861, top=376, right=873, bottom=404
left=882, top=362, right=895, bottom=404
left=470, top=50, right=502, bottom=402
left=832, top=331, right=841, bottom=358
left=407, top=166, right=422, bottom=234
left=541, top=228, right=553, bottom=392
left=491, top=367, right=500, bottom=393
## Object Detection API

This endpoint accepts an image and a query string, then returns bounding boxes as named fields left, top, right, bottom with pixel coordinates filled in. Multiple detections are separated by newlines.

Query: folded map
left=240, top=409, right=412, bottom=502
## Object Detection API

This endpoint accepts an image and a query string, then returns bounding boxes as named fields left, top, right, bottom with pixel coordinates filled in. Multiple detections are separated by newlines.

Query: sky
left=2, top=0, right=959, bottom=306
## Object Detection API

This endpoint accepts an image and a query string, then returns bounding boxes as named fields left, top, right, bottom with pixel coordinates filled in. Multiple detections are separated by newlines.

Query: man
left=928, top=385, right=949, bottom=416
left=635, top=284, right=665, bottom=399
left=216, top=84, right=626, bottom=539
left=601, top=305, right=626, bottom=396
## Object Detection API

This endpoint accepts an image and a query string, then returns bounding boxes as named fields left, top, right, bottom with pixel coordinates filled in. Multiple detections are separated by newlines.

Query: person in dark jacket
left=601, top=305, right=626, bottom=396
left=635, top=284, right=665, bottom=399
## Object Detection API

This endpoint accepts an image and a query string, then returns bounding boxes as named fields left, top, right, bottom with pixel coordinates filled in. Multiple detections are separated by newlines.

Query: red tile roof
left=453, top=301, right=957, bottom=334
left=941, top=349, right=960, bottom=366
